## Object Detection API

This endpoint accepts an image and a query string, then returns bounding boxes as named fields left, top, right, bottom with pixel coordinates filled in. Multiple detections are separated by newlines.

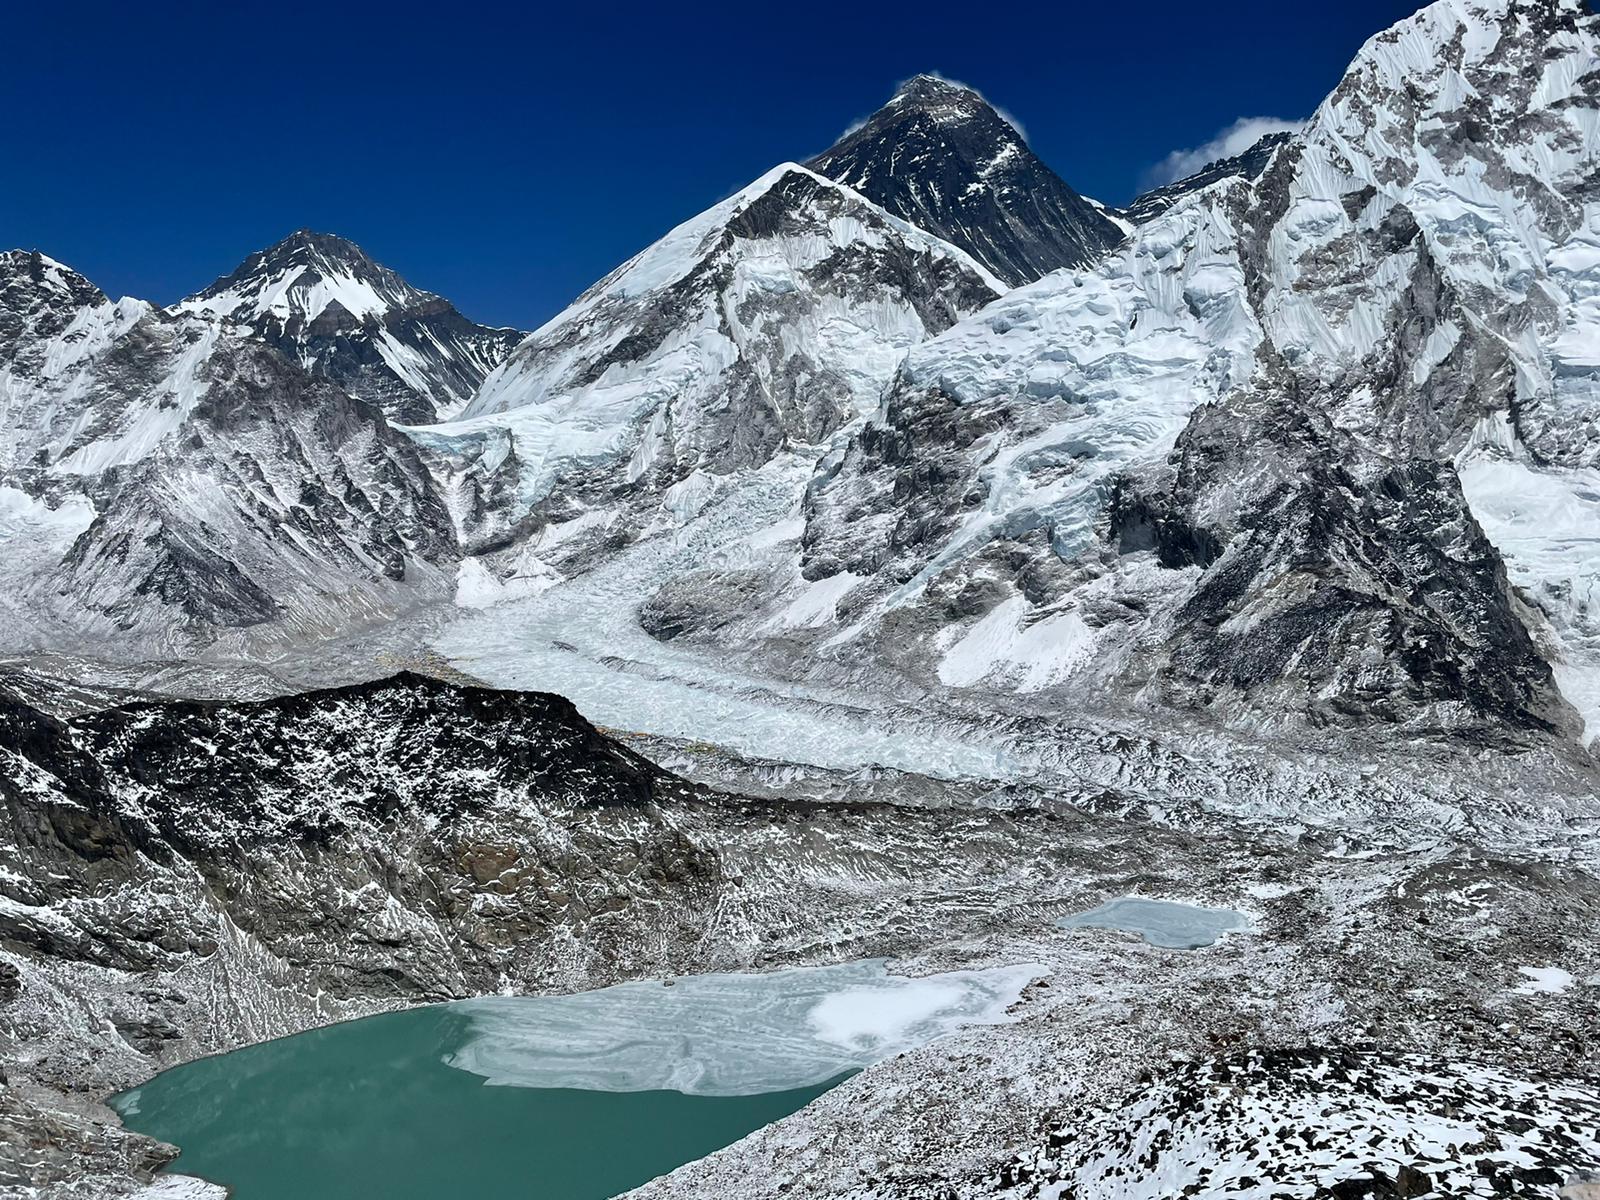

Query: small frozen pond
left=112, top=959, right=1038, bottom=1199
left=1057, top=896, right=1251, bottom=949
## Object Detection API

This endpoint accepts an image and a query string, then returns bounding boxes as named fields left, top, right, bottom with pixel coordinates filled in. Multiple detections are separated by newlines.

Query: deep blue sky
left=0, top=0, right=1528, bottom=329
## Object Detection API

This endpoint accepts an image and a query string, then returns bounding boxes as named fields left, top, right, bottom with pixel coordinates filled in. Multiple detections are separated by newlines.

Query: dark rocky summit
left=808, top=74, right=1125, bottom=286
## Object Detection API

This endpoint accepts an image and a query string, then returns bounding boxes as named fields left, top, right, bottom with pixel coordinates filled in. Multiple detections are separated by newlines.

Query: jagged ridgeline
left=3, top=0, right=1596, bottom=746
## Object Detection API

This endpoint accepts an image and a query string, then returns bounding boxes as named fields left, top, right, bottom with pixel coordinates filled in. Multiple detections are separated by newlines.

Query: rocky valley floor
left=1, top=667, right=1597, bottom=1199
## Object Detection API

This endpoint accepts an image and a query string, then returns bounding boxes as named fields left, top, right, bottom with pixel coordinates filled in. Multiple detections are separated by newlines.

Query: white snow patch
left=0, top=486, right=95, bottom=553
left=1459, top=422, right=1600, bottom=747
left=768, top=572, right=863, bottom=631
left=129, top=1177, right=228, bottom=1200
left=939, top=595, right=1098, bottom=692
left=453, top=554, right=562, bottom=610
left=1516, top=965, right=1576, bottom=995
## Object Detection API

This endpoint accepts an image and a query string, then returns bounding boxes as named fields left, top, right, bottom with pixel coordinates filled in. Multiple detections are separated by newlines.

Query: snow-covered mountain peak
left=807, top=74, right=1123, bottom=285
left=786, top=0, right=1600, bottom=740
left=180, top=228, right=431, bottom=327
left=0, top=250, right=110, bottom=354
left=422, top=159, right=1000, bottom=564
left=175, top=230, right=522, bottom=423
left=0, top=248, right=105, bottom=304
left=512, top=162, right=1002, bottom=330
left=1265, top=0, right=1599, bottom=382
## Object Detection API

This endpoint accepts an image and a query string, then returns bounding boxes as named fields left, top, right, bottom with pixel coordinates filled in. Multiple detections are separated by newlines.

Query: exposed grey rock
left=178, top=230, right=523, bottom=424
left=1121, top=130, right=1296, bottom=226
left=808, top=74, right=1125, bottom=286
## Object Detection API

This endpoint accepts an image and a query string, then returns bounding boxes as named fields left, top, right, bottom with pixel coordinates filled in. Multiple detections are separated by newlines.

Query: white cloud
left=1142, top=116, right=1305, bottom=189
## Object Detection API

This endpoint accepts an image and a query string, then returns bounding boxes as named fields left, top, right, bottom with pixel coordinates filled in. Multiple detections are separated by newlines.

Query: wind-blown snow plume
left=1142, top=116, right=1306, bottom=188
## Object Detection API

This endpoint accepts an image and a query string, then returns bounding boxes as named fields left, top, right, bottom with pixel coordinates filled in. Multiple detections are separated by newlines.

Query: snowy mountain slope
left=413, top=163, right=1000, bottom=564
left=178, top=230, right=522, bottom=423
left=0, top=0, right=1594, bottom=756
left=0, top=251, right=456, bottom=653
left=1257, top=0, right=1600, bottom=740
left=778, top=0, right=1599, bottom=742
left=3, top=11, right=1600, bottom=1191
left=798, top=176, right=1262, bottom=598
left=1161, top=0, right=1600, bottom=734
left=807, top=74, right=1125, bottom=287
left=0, top=249, right=110, bottom=361
left=0, top=251, right=170, bottom=478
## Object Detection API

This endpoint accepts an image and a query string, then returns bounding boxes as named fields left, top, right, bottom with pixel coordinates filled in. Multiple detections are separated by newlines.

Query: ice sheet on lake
left=444, top=958, right=1041, bottom=1096
left=1057, top=896, right=1251, bottom=949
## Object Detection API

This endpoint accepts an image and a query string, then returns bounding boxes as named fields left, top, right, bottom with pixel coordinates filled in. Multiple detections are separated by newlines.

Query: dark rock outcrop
left=808, top=74, right=1124, bottom=286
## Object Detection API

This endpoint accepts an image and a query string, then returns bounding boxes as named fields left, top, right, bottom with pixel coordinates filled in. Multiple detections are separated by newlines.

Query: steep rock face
left=423, top=164, right=999, bottom=564
left=0, top=672, right=710, bottom=996
left=1121, top=131, right=1296, bottom=226
left=0, top=249, right=109, bottom=362
left=807, top=74, right=1125, bottom=286
left=0, top=255, right=457, bottom=653
left=178, top=230, right=522, bottom=424
left=1110, top=366, right=1562, bottom=734
left=795, top=0, right=1598, bottom=740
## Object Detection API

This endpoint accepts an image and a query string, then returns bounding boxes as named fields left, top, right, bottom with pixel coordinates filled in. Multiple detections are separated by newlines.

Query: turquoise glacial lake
left=112, top=1002, right=842, bottom=1200
left=111, top=959, right=1038, bottom=1199
left=1057, top=896, right=1252, bottom=949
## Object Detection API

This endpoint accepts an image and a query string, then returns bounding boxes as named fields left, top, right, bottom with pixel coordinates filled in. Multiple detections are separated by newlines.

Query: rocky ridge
left=2, top=670, right=1598, bottom=1198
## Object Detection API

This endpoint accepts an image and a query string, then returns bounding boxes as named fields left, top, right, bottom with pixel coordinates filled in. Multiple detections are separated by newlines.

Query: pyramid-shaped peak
left=879, top=73, right=1003, bottom=127
left=182, top=228, right=430, bottom=321
left=256, top=228, right=381, bottom=273
left=807, top=78, right=1121, bottom=286
left=894, top=73, right=983, bottom=102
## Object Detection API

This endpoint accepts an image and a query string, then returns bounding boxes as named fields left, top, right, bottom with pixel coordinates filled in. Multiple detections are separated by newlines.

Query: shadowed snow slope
left=0, top=250, right=456, bottom=654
